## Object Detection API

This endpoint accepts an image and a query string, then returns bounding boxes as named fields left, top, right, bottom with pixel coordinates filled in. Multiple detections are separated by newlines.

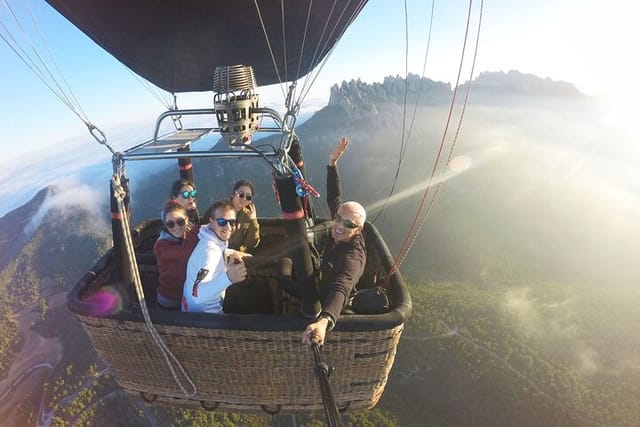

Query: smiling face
left=232, top=184, right=253, bottom=211
left=209, top=206, right=237, bottom=241
left=174, top=184, right=197, bottom=211
left=331, top=204, right=363, bottom=243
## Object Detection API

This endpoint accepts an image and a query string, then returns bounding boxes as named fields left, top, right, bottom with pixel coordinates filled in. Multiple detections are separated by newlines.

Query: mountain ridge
left=0, top=69, right=628, bottom=289
left=0, top=70, right=639, bottom=426
left=328, top=70, right=584, bottom=113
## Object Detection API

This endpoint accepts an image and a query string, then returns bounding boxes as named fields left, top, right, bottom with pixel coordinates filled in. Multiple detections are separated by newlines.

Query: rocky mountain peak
left=328, top=73, right=452, bottom=111
left=327, top=70, right=584, bottom=114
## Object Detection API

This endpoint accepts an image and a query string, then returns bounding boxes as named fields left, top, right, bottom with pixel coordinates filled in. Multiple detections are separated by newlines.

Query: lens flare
left=449, top=155, right=472, bottom=173
left=82, top=286, right=124, bottom=316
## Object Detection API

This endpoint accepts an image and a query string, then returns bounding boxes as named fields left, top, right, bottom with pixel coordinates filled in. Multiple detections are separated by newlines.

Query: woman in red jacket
left=153, top=200, right=200, bottom=309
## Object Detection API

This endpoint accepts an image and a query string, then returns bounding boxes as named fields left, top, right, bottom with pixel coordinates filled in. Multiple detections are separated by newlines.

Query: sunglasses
left=214, top=217, right=237, bottom=227
left=234, top=191, right=252, bottom=201
left=334, top=214, right=360, bottom=229
left=180, top=189, right=197, bottom=199
left=165, top=218, right=186, bottom=228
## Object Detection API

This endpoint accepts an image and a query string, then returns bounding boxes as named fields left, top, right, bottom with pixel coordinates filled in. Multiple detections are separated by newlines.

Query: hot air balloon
left=41, top=0, right=411, bottom=420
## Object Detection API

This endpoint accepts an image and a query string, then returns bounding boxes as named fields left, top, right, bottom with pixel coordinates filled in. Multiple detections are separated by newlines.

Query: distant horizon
left=0, top=70, right=568, bottom=218
left=2, top=2, right=640, bottom=422
left=4, top=0, right=638, bottom=165
left=0, top=68, right=595, bottom=219
left=3, top=76, right=639, bottom=290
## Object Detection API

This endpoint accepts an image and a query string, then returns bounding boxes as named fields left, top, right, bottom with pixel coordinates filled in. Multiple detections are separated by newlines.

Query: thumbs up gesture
left=226, top=256, right=247, bottom=283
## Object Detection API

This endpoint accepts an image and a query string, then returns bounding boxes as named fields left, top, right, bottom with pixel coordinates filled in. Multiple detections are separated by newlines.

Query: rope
left=241, top=143, right=282, bottom=173
left=394, top=0, right=484, bottom=268
left=371, top=0, right=436, bottom=224
left=370, top=0, right=411, bottom=225
left=23, top=0, right=89, bottom=121
left=311, top=343, right=343, bottom=427
left=388, top=0, right=483, bottom=278
left=288, top=0, right=366, bottom=220
left=0, top=1, right=111, bottom=153
left=402, top=0, right=436, bottom=155
left=0, top=0, right=86, bottom=121
left=293, top=0, right=315, bottom=104
left=125, top=67, right=176, bottom=111
left=280, top=0, right=288, bottom=83
left=111, top=174, right=197, bottom=397
left=296, top=0, right=339, bottom=102
left=254, top=0, right=366, bottom=112
left=253, top=0, right=287, bottom=100
left=296, top=0, right=367, bottom=108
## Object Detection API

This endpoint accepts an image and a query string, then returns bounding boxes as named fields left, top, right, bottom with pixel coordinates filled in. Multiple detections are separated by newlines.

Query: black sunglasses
left=181, top=189, right=197, bottom=199
left=334, top=214, right=359, bottom=229
left=234, top=191, right=252, bottom=201
left=165, top=218, right=186, bottom=228
left=214, top=217, right=237, bottom=227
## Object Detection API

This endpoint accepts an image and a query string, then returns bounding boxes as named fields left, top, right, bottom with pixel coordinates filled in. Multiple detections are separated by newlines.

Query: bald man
left=303, top=137, right=367, bottom=346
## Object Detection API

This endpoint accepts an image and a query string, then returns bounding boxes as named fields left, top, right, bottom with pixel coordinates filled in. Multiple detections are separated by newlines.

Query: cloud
left=0, top=118, right=157, bottom=218
left=575, top=347, right=600, bottom=375
left=504, top=288, right=540, bottom=336
left=504, top=287, right=604, bottom=376
left=24, top=176, right=108, bottom=235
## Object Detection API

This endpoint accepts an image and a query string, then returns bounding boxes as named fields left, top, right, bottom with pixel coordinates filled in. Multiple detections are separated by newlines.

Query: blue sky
left=0, top=0, right=637, bottom=200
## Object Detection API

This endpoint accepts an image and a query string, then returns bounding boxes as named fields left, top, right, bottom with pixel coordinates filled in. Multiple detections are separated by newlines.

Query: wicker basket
left=78, top=313, right=403, bottom=412
left=67, top=219, right=411, bottom=414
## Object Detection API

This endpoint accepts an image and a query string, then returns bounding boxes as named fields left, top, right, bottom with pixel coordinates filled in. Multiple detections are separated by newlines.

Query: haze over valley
left=0, top=71, right=638, bottom=426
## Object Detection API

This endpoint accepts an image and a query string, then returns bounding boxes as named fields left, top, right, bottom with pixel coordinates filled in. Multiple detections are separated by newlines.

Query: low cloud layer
left=504, top=287, right=607, bottom=376
left=24, top=176, right=108, bottom=236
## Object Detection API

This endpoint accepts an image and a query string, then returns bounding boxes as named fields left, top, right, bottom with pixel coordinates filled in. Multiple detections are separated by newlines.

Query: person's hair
left=170, top=179, right=196, bottom=198
left=341, top=201, right=367, bottom=226
left=232, top=179, right=255, bottom=195
left=163, top=200, right=189, bottom=222
left=207, top=199, right=235, bottom=218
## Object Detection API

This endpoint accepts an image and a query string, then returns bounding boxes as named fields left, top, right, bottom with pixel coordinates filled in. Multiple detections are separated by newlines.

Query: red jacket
left=153, top=225, right=200, bottom=301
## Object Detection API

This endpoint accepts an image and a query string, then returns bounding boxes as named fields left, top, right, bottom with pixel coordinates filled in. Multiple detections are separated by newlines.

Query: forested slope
left=382, top=281, right=640, bottom=426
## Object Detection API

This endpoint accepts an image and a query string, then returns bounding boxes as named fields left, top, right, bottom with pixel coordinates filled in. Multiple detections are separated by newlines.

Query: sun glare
left=600, top=97, right=640, bottom=140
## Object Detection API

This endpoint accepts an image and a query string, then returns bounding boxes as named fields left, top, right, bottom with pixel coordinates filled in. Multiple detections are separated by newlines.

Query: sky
left=0, top=0, right=638, bottom=213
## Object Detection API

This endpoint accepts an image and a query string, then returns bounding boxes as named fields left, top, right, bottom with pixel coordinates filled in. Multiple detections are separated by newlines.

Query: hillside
left=0, top=201, right=109, bottom=377
left=0, top=187, right=52, bottom=270
left=0, top=70, right=639, bottom=425
left=383, top=281, right=640, bottom=426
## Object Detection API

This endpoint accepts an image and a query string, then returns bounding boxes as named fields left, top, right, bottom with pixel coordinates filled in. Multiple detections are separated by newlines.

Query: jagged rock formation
left=1, top=69, right=638, bottom=427
left=328, top=70, right=584, bottom=116
left=329, top=73, right=452, bottom=113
